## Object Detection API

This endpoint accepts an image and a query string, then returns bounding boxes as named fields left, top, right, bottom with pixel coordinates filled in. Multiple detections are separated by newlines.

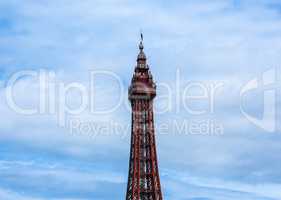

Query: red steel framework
left=126, top=36, right=163, bottom=200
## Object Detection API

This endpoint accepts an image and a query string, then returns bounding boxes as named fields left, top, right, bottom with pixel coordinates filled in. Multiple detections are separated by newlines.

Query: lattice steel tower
left=126, top=35, right=163, bottom=200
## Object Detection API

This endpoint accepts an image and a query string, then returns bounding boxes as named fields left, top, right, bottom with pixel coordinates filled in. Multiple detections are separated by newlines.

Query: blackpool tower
left=125, top=35, right=163, bottom=200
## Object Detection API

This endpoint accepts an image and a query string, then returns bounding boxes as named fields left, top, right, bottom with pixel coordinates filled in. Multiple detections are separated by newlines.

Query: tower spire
left=139, top=32, right=144, bottom=51
left=137, top=33, right=147, bottom=67
left=141, top=32, right=143, bottom=42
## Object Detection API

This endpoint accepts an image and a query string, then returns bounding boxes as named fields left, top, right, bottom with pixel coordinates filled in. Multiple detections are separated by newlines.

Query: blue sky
left=0, top=0, right=281, bottom=199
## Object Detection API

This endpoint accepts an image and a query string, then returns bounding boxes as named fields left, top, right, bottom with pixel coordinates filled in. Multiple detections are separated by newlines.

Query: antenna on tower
left=140, top=30, right=143, bottom=42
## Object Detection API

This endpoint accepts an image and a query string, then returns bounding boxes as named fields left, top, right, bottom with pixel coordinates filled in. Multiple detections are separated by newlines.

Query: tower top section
left=129, top=35, right=156, bottom=100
